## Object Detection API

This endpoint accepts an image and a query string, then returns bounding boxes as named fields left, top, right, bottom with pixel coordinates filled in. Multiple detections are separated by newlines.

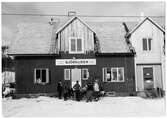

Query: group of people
left=57, top=80, right=105, bottom=102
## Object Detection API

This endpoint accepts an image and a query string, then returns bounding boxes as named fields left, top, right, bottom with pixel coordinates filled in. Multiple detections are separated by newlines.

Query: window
left=34, top=68, right=49, bottom=84
left=81, top=69, right=89, bottom=80
left=69, top=37, right=84, bottom=53
left=142, top=38, right=152, bottom=51
left=118, top=68, right=124, bottom=81
left=64, top=69, right=71, bottom=80
left=111, top=68, right=117, bottom=81
left=103, top=67, right=124, bottom=82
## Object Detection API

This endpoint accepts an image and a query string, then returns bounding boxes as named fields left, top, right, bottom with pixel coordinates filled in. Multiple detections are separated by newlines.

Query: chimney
left=49, top=18, right=60, bottom=25
left=68, top=11, right=76, bottom=17
left=122, top=22, right=129, bottom=33
left=122, top=22, right=131, bottom=43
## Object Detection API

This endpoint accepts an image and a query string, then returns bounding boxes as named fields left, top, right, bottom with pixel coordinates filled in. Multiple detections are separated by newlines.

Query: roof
left=128, top=17, right=165, bottom=35
left=8, top=23, right=53, bottom=55
left=86, top=21, right=137, bottom=53
left=8, top=17, right=138, bottom=55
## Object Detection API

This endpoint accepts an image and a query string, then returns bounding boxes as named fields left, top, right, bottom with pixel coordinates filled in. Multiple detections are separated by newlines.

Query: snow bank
left=2, top=96, right=165, bottom=117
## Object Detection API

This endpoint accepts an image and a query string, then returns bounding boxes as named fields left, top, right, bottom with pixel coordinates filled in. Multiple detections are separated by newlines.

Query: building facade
left=9, top=16, right=137, bottom=96
left=128, top=17, right=165, bottom=92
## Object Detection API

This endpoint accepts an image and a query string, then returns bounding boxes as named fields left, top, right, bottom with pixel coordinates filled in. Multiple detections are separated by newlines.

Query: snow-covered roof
left=86, top=21, right=137, bottom=53
left=8, top=23, right=53, bottom=55
left=8, top=17, right=138, bottom=55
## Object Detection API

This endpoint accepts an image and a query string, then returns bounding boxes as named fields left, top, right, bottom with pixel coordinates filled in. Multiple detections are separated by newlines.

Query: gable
left=56, top=17, right=95, bottom=34
left=129, top=17, right=165, bottom=35
left=56, top=17, right=95, bottom=52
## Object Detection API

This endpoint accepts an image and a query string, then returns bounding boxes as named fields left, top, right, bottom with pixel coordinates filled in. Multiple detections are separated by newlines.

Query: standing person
left=63, top=84, right=68, bottom=101
left=73, top=81, right=81, bottom=101
left=93, top=80, right=100, bottom=101
left=86, top=82, right=94, bottom=102
left=81, top=84, right=88, bottom=100
left=57, top=82, right=63, bottom=99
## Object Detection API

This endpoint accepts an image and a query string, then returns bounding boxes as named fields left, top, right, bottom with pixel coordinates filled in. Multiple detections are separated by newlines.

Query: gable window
left=81, top=68, right=89, bottom=80
left=64, top=69, right=71, bottom=80
left=103, top=67, right=124, bottom=82
left=142, top=38, right=152, bottom=51
left=69, top=37, right=84, bottom=53
left=34, top=68, right=49, bottom=84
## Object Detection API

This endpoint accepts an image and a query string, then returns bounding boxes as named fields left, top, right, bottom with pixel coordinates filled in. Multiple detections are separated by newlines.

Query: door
left=143, top=67, right=154, bottom=89
left=71, top=68, right=81, bottom=88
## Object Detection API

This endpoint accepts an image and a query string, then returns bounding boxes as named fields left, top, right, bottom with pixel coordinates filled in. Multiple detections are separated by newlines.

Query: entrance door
left=71, top=68, right=81, bottom=88
left=143, top=67, right=154, bottom=89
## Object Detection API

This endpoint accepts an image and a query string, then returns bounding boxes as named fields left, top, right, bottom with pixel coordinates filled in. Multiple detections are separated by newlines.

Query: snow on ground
left=2, top=96, right=165, bottom=117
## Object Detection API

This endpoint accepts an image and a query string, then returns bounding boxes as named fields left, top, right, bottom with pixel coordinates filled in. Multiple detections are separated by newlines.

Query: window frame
left=102, top=67, right=125, bottom=82
left=69, top=37, right=84, bottom=54
left=34, top=68, right=49, bottom=84
left=81, top=68, right=89, bottom=80
left=117, top=67, right=125, bottom=82
left=64, top=69, right=71, bottom=80
left=102, top=68, right=107, bottom=82
left=142, top=37, right=152, bottom=51
left=111, top=68, right=118, bottom=82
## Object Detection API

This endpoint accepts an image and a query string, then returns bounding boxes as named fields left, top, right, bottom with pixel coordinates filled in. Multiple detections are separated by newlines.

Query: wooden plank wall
left=58, top=18, right=94, bottom=53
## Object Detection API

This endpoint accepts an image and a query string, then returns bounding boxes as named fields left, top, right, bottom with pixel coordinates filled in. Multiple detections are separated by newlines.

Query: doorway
left=143, top=67, right=154, bottom=89
left=71, top=68, right=81, bottom=88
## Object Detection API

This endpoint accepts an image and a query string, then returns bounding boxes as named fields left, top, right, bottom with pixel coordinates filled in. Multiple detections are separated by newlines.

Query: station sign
left=55, top=59, right=96, bottom=66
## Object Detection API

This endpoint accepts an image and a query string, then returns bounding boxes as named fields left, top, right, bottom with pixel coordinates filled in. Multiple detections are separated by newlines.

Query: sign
left=55, top=59, right=96, bottom=66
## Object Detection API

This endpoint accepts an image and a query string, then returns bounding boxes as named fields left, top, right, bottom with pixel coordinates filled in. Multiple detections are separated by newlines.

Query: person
left=3, top=84, right=11, bottom=98
left=73, top=81, right=81, bottom=101
left=99, top=85, right=106, bottom=97
left=86, top=82, right=94, bottom=102
left=93, top=80, right=100, bottom=101
left=81, top=84, right=88, bottom=100
left=57, top=82, right=63, bottom=99
left=67, top=86, right=74, bottom=99
left=63, top=84, right=68, bottom=101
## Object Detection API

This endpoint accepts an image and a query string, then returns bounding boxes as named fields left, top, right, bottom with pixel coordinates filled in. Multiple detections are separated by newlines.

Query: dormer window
left=69, top=37, right=84, bottom=54
left=142, top=38, right=152, bottom=51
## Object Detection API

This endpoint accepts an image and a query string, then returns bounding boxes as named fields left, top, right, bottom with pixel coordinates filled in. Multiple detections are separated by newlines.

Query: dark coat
left=57, top=83, right=63, bottom=92
left=73, top=83, right=81, bottom=91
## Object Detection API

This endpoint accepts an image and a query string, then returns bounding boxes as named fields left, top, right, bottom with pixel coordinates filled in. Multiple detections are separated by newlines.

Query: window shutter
left=46, top=69, right=49, bottom=83
left=143, top=38, right=147, bottom=50
left=81, top=69, right=88, bottom=80
left=64, top=69, right=70, bottom=80
left=69, top=69, right=71, bottom=80
left=34, top=69, right=36, bottom=84
left=102, top=68, right=107, bottom=82
left=77, top=38, right=82, bottom=52
left=148, top=38, right=152, bottom=50
left=87, top=70, right=89, bottom=79
left=81, top=69, right=84, bottom=79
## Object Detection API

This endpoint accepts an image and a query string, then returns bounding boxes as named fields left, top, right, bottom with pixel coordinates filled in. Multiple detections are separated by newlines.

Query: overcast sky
left=1, top=2, right=165, bottom=46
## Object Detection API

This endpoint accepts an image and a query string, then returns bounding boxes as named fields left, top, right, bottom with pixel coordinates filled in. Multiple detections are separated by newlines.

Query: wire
left=1, top=13, right=165, bottom=18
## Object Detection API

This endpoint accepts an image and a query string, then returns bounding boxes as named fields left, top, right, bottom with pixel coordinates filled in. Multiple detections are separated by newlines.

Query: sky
left=1, top=2, right=165, bottom=46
